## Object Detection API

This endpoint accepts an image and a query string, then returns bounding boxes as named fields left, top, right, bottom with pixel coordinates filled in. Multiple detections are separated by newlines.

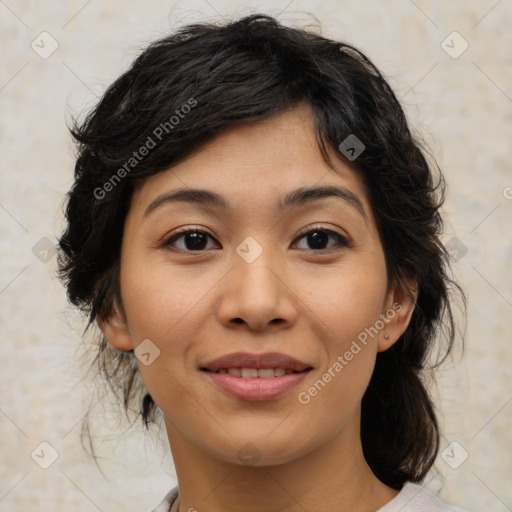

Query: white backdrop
left=1, top=1, right=511, bottom=511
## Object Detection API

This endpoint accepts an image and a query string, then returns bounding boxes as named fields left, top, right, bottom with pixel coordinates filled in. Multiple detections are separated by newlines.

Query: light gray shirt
left=149, top=482, right=471, bottom=511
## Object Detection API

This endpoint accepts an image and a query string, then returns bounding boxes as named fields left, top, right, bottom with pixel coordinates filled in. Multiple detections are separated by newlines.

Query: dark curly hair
left=57, top=13, right=465, bottom=489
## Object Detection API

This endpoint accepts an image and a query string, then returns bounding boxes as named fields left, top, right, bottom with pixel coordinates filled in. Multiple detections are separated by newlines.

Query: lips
left=200, top=352, right=313, bottom=401
left=201, top=351, right=313, bottom=373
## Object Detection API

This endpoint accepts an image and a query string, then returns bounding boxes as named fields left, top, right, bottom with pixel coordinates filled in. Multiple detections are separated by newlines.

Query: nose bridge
left=215, top=234, right=296, bottom=330
left=233, top=235, right=281, bottom=304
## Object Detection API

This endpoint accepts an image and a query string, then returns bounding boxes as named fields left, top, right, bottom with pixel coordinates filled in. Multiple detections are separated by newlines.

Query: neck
left=164, top=411, right=399, bottom=512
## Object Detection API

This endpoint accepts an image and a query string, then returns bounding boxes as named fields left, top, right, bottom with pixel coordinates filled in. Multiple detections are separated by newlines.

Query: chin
left=209, top=433, right=314, bottom=468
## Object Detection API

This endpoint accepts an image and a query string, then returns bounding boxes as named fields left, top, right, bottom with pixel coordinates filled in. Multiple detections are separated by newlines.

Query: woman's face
left=100, top=105, right=413, bottom=466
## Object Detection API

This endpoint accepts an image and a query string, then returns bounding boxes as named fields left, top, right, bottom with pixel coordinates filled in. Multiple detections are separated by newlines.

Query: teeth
left=217, top=367, right=295, bottom=378
left=241, top=368, right=259, bottom=378
left=257, top=368, right=275, bottom=378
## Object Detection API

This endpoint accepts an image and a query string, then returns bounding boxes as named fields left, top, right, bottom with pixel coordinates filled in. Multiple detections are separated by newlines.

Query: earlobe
left=377, top=277, right=417, bottom=352
left=96, top=301, right=134, bottom=352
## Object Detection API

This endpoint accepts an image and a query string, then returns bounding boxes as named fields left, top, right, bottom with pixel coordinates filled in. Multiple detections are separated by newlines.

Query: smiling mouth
left=202, top=367, right=311, bottom=378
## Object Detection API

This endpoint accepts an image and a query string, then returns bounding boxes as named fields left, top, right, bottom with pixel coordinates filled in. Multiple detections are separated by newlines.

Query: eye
left=163, top=228, right=219, bottom=252
left=293, top=226, right=349, bottom=252
left=162, top=225, right=349, bottom=253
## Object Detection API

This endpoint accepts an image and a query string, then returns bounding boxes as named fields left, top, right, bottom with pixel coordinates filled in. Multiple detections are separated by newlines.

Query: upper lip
left=201, top=352, right=313, bottom=372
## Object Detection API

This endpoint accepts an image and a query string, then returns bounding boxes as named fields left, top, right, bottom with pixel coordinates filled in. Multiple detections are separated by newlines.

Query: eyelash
left=162, top=225, right=350, bottom=253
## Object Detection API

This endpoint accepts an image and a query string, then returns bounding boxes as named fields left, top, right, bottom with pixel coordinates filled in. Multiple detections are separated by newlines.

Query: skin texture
left=98, top=105, right=417, bottom=512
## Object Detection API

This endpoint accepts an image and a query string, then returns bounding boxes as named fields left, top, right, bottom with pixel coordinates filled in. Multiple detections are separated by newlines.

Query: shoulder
left=376, top=482, right=472, bottom=512
left=148, top=485, right=179, bottom=512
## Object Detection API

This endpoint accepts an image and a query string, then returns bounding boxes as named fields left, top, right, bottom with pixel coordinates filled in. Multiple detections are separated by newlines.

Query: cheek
left=120, top=258, right=205, bottom=344
left=303, top=256, right=388, bottom=345
left=295, top=257, right=386, bottom=410
left=293, top=295, right=381, bottom=447
left=118, top=257, right=221, bottom=407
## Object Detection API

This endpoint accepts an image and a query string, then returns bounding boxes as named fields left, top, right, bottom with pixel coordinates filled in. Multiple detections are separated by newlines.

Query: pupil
left=186, top=232, right=207, bottom=250
left=308, top=231, right=327, bottom=249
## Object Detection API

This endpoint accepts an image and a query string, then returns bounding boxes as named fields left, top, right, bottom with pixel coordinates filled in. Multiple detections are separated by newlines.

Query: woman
left=57, top=13, right=469, bottom=512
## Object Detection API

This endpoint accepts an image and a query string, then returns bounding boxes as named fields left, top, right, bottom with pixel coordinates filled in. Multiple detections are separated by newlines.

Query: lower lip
left=202, top=370, right=311, bottom=401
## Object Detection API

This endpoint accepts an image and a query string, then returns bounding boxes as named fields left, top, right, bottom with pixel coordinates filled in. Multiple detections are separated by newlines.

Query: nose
left=215, top=244, right=298, bottom=332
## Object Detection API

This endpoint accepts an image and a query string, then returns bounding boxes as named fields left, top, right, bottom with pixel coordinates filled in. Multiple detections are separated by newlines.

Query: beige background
left=1, top=1, right=511, bottom=511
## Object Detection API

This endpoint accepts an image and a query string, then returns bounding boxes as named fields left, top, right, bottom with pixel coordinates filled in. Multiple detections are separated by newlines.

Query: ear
left=377, top=274, right=417, bottom=353
left=96, top=299, right=134, bottom=351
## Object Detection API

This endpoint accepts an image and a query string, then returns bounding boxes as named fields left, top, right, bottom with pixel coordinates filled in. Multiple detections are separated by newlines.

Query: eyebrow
left=143, top=185, right=367, bottom=220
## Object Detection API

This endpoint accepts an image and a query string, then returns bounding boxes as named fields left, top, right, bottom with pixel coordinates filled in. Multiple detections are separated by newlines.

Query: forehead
left=128, top=105, right=373, bottom=225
